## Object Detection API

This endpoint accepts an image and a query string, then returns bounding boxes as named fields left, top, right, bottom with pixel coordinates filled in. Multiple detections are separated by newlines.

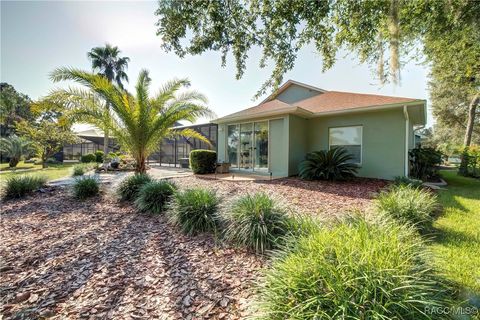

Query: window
left=329, top=126, right=362, bottom=165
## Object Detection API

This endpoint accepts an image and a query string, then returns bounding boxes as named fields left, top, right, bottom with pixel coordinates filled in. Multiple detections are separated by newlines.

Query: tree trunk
left=135, top=154, right=147, bottom=174
left=459, top=93, right=479, bottom=175
left=9, top=157, right=19, bottom=168
left=103, top=129, right=109, bottom=159
left=42, top=155, right=47, bottom=168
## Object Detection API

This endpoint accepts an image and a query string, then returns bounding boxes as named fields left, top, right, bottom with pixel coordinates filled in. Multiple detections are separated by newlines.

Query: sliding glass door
left=227, top=121, right=268, bottom=172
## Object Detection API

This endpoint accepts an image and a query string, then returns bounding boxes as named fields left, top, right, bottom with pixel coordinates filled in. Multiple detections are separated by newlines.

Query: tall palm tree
left=0, top=135, right=31, bottom=168
left=48, top=68, right=213, bottom=173
left=87, top=44, right=130, bottom=156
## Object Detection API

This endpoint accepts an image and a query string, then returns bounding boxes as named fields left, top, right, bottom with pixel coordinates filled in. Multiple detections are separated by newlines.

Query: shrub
left=168, top=188, right=220, bottom=235
left=45, top=157, right=59, bottom=164
left=224, top=192, right=289, bottom=254
left=117, top=173, right=152, bottom=201
left=134, top=180, right=177, bottom=214
left=393, top=175, right=423, bottom=188
left=94, top=150, right=104, bottom=163
left=375, top=185, right=439, bottom=228
left=3, top=175, right=47, bottom=199
left=189, top=149, right=216, bottom=174
left=81, top=153, right=96, bottom=163
left=72, top=163, right=96, bottom=176
left=73, top=176, right=100, bottom=199
left=409, top=146, right=442, bottom=180
left=256, top=218, right=453, bottom=319
left=298, top=147, right=358, bottom=181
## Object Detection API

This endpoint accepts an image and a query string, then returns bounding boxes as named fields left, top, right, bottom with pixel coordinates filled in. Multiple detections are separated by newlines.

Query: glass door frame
left=226, top=120, right=270, bottom=172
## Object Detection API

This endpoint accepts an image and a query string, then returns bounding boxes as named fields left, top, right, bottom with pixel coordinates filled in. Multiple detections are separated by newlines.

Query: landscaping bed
left=0, top=189, right=264, bottom=319
left=170, top=176, right=388, bottom=217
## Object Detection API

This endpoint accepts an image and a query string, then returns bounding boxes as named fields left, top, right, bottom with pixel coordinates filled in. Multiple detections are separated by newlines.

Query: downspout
left=403, top=105, right=409, bottom=177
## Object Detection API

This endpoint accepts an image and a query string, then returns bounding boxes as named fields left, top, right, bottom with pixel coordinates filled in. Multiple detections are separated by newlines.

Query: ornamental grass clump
left=117, top=173, right=152, bottom=201
left=375, top=185, right=439, bottom=229
left=224, top=192, right=289, bottom=254
left=73, top=176, right=100, bottom=199
left=168, top=188, right=220, bottom=235
left=3, top=175, right=47, bottom=199
left=134, top=180, right=177, bottom=214
left=256, top=218, right=453, bottom=319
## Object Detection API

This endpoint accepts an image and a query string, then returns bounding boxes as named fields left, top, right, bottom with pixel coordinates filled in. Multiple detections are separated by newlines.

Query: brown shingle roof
left=221, top=99, right=294, bottom=119
left=295, top=91, right=419, bottom=113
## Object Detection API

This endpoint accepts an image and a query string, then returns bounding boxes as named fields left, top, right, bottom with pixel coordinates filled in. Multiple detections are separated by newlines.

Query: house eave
left=212, top=106, right=314, bottom=124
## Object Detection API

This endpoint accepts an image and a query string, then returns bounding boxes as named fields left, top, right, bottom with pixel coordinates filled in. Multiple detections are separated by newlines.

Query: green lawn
left=0, top=162, right=74, bottom=188
left=0, top=161, right=40, bottom=171
left=430, top=170, right=480, bottom=303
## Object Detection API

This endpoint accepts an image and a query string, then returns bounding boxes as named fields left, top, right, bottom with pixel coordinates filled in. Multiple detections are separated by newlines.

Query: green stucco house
left=212, top=80, right=426, bottom=180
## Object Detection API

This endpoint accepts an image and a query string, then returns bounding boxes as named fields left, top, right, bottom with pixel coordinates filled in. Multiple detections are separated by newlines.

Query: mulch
left=0, top=189, right=263, bottom=319
left=0, top=176, right=387, bottom=319
left=171, top=176, right=388, bottom=217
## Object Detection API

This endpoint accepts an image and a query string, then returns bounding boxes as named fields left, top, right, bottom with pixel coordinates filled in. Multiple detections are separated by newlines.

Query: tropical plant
left=72, top=163, right=96, bottom=176
left=87, top=43, right=130, bottom=156
left=256, top=218, right=453, bottom=319
left=47, top=68, right=213, bottom=173
left=409, top=146, right=442, bottom=180
left=189, top=149, right=216, bottom=174
left=117, top=173, right=152, bottom=201
left=375, top=185, right=439, bottom=229
left=2, top=175, right=47, bottom=199
left=0, top=135, right=31, bottom=167
left=134, top=180, right=177, bottom=214
left=168, top=188, right=220, bottom=235
left=73, top=176, right=100, bottom=199
left=298, top=147, right=358, bottom=181
left=224, top=192, right=289, bottom=254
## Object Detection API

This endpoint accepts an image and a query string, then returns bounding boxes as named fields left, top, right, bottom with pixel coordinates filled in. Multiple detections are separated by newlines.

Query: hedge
left=189, top=149, right=216, bottom=174
left=81, top=153, right=97, bottom=163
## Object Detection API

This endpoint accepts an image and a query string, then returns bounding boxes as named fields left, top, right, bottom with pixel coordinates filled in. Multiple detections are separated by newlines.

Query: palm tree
left=87, top=44, right=130, bottom=156
left=0, top=135, right=31, bottom=168
left=48, top=68, right=213, bottom=173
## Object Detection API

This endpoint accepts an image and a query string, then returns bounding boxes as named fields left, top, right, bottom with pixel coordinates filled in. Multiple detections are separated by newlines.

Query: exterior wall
left=288, top=115, right=308, bottom=175
left=269, top=118, right=289, bottom=177
left=306, top=108, right=407, bottom=180
left=275, top=84, right=321, bottom=104
left=217, top=123, right=227, bottom=162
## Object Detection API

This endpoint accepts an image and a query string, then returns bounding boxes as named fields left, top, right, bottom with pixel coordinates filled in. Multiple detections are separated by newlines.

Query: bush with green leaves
left=224, top=192, right=289, bottom=254
left=72, top=163, right=96, bottom=176
left=393, top=175, right=423, bottom=188
left=409, top=146, right=442, bottom=180
left=256, top=218, right=453, bottom=319
left=73, top=176, right=100, bottom=199
left=189, top=149, right=216, bottom=174
left=375, top=185, right=439, bottom=228
left=81, top=153, right=96, bottom=163
left=299, top=147, right=358, bottom=181
left=168, top=188, right=220, bottom=235
left=3, top=175, right=47, bottom=199
left=117, top=173, right=152, bottom=201
left=134, top=180, right=177, bottom=214
left=94, top=150, right=104, bottom=163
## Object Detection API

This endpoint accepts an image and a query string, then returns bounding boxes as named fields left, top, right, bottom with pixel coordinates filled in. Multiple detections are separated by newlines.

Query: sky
left=1, top=0, right=432, bottom=130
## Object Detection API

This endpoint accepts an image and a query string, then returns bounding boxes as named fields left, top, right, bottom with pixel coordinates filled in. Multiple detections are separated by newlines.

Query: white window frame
left=328, top=125, right=363, bottom=166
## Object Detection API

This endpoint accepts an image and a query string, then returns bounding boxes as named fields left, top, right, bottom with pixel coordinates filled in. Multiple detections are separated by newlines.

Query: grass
left=0, top=160, right=39, bottom=171
left=429, top=170, right=480, bottom=302
left=0, top=163, right=74, bottom=189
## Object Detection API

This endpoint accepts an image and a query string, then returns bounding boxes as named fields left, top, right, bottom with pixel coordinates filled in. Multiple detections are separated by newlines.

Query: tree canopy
left=0, top=83, right=34, bottom=136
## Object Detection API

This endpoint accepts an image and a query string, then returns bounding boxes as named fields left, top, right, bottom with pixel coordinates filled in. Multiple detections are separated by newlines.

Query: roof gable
left=261, top=80, right=325, bottom=104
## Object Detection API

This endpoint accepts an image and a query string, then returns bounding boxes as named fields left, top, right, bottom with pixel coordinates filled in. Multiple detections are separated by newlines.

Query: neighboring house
left=213, top=80, right=426, bottom=180
left=61, top=128, right=118, bottom=162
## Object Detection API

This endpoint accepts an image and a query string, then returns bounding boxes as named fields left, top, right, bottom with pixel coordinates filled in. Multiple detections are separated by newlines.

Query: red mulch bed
left=0, top=189, right=263, bottom=319
left=171, top=176, right=388, bottom=217
left=0, top=176, right=387, bottom=319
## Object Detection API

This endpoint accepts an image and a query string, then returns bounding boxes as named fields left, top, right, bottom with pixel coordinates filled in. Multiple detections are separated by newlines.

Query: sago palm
left=48, top=68, right=213, bottom=173
left=0, top=135, right=31, bottom=168
left=299, top=147, right=358, bottom=181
